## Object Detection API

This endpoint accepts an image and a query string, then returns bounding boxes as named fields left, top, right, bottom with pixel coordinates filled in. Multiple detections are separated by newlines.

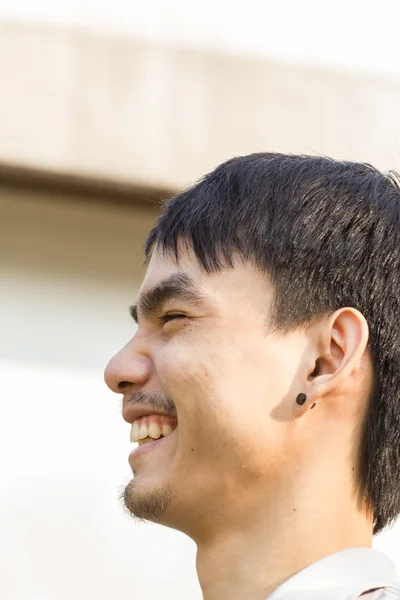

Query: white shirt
left=267, top=548, right=400, bottom=600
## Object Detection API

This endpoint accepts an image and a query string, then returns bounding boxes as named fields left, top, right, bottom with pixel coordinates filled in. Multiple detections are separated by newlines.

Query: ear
left=306, top=307, right=370, bottom=404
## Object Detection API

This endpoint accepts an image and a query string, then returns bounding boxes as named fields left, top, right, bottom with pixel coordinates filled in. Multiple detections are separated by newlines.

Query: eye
left=159, top=313, right=187, bottom=325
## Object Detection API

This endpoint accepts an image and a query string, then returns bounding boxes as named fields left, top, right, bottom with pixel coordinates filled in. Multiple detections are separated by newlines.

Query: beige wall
left=2, top=19, right=400, bottom=597
left=2, top=188, right=400, bottom=600
left=1, top=189, right=203, bottom=600
left=0, top=188, right=157, bottom=367
left=1, top=20, right=400, bottom=192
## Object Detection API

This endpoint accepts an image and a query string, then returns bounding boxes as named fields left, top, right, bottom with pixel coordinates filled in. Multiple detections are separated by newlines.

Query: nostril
left=118, top=381, right=131, bottom=390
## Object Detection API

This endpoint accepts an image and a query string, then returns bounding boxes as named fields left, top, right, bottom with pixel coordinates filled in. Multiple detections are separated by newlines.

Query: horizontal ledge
left=0, top=161, right=173, bottom=210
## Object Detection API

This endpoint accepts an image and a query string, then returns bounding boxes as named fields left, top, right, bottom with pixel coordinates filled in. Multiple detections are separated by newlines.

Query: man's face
left=104, top=244, right=310, bottom=537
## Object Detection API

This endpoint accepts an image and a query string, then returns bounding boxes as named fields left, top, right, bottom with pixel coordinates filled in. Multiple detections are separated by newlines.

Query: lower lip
left=128, top=433, right=173, bottom=465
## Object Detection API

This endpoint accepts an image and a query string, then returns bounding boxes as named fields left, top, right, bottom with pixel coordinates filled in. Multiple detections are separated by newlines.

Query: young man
left=104, top=153, right=400, bottom=599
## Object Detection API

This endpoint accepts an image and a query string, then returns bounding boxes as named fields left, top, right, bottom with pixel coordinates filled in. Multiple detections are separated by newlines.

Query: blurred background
left=1, top=2, right=400, bottom=599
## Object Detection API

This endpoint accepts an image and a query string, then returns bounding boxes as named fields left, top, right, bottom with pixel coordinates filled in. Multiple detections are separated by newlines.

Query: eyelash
left=159, top=313, right=187, bottom=325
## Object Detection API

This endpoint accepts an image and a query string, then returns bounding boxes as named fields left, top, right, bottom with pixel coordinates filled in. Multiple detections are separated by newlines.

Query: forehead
left=141, top=245, right=203, bottom=290
left=140, top=245, right=274, bottom=309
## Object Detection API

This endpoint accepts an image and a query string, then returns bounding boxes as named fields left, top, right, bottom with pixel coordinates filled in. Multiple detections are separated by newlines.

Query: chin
left=120, top=477, right=176, bottom=526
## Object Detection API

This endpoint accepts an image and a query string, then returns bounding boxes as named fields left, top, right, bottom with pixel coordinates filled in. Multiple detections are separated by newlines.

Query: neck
left=194, top=474, right=372, bottom=600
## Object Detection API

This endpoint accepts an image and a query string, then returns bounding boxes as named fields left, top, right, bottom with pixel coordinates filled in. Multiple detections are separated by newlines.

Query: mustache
left=123, top=390, right=177, bottom=418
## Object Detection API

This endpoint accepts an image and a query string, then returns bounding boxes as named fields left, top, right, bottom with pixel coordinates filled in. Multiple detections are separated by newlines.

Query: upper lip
left=122, top=403, right=177, bottom=425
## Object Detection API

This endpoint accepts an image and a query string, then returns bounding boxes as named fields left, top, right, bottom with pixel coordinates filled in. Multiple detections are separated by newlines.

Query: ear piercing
left=296, top=393, right=317, bottom=410
left=296, top=393, right=307, bottom=405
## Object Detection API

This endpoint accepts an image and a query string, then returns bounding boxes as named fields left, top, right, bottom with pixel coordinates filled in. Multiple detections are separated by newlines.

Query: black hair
left=145, top=152, right=400, bottom=535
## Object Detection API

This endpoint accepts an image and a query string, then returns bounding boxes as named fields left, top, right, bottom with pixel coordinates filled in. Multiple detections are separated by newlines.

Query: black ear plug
left=296, top=393, right=307, bottom=405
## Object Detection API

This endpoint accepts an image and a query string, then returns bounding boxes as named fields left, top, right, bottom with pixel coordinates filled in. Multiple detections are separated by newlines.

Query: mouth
left=129, top=426, right=178, bottom=464
left=130, top=414, right=177, bottom=441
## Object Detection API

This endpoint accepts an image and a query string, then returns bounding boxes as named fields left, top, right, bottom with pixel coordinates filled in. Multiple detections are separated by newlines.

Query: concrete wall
left=1, top=20, right=400, bottom=192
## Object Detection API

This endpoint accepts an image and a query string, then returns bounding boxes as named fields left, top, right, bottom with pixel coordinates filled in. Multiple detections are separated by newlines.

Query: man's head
left=105, top=153, right=400, bottom=538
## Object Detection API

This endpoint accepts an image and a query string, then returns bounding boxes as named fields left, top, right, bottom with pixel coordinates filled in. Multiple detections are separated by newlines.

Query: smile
left=130, top=414, right=178, bottom=446
left=128, top=423, right=178, bottom=464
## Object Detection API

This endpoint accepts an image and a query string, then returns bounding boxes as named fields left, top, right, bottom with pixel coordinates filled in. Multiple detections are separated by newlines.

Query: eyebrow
left=129, top=272, right=207, bottom=324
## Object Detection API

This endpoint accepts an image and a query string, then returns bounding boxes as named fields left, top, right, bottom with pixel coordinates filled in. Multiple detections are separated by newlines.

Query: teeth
left=130, top=421, right=139, bottom=443
left=162, top=423, right=173, bottom=437
left=139, top=423, right=148, bottom=440
left=138, top=437, right=155, bottom=446
left=148, top=422, right=162, bottom=440
left=130, top=417, right=177, bottom=444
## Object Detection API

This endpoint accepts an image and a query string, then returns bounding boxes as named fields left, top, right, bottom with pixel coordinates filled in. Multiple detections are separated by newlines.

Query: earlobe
left=295, top=392, right=317, bottom=411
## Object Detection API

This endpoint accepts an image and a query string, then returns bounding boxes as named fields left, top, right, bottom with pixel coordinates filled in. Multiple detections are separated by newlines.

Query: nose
left=104, top=339, right=152, bottom=394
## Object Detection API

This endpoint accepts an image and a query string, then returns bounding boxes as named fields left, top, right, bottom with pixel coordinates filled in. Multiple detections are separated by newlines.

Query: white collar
left=267, top=548, right=400, bottom=600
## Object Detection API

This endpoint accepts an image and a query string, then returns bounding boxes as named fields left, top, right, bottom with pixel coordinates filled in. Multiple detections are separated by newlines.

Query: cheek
left=157, top=337, right=240, bottom=442
left=155, top=334, right=301, bottom=482
left=157, top=338, right=223, bottom=401
left=155, top=329, right=300, bottom=434
left=155, top=334, right=271, bottom=427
